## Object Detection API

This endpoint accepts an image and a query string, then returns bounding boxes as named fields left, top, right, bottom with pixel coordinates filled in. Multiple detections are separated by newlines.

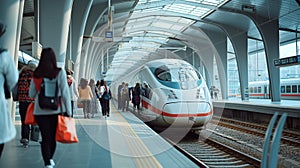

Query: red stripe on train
left=141, top=100, right=212, bottom=117
left=249, top=93, right=300, bottom=97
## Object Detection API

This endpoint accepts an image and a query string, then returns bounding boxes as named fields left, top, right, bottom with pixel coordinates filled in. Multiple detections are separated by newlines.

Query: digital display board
left=274, top=55, right=300, bottom=67
left=105, top=31, right=113, bottom=38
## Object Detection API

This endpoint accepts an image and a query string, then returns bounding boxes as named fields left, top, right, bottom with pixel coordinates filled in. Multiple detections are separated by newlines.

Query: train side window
left=250, top=87, right=253, bottom=93
left=254, top=87, right=257, bottom=93
left=258, top=86, right=261, bottom=93
left=281, top=86, right=285, bottom=93
left=298, top=85, right=300, bottom=93
left=286, top=85, right=291, bottom=93
left=292, top=85, right=297, bottom=93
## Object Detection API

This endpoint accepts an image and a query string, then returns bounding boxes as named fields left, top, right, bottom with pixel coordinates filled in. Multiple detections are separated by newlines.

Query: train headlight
left=161, top=88, right=178, bottom=99
left=197, top=87, right=206, bottom=100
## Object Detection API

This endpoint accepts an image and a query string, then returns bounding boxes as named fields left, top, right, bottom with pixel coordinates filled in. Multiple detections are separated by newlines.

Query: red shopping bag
left=55, top=115, right=79, bottom=143
left=25, top=102, right=37, bottom=125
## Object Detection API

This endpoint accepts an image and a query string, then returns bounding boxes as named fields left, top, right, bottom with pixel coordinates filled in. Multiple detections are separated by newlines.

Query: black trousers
left=71, top=100, right=75, bottom=117
left=35, top=114, right=58, bottom=166
left=19, top=102, right=31, bottom=140
left=0, top=143, right=4, bottom=158
left=100, top=98, right=110, bottom=116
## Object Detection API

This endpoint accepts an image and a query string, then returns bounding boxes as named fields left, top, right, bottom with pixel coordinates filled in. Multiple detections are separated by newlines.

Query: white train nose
left=162, top=102, right=212, bottom=126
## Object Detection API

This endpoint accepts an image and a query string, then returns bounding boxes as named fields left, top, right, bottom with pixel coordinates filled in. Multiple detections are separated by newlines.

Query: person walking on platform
left=121, top=83, right=130, bottom=112
left=17, top=60, right=40, bottom=147
left=117, top=82, right=125, bottom=109
left=89, top=79, right=99, bottom=118
left=0, top=21, right=19, bottom=158
left=132, top=83, right=141, bottom=114
left=29, top=48, right=72, bottom=168
left=99, top=79, right=111, bottom=118
left=78, top=78, right=93, bottom=119
left=66, top=70, right=79, bottom=117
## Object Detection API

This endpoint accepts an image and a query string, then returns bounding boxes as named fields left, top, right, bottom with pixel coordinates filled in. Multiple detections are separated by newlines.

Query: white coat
left=0, top=50, right=18, bottom=144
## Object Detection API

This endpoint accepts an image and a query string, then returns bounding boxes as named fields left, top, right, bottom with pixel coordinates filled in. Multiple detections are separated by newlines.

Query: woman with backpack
left=29, top=48, right=72, bottom=168
left=99, top=79, right=111, bottom=118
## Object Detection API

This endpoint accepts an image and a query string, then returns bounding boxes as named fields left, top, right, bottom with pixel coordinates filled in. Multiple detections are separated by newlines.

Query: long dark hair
left=100, top=79, right=108, bottom=91
left=33, top=48, right=61, bottom=79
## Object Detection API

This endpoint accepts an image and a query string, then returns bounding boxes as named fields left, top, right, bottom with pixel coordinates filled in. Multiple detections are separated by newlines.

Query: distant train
left=111, top=59, right=213, bottom=131
left=245, top=78, right=300, bottom=100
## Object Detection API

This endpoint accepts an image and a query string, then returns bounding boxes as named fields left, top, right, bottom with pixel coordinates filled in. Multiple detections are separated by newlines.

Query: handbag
left=77, top=100, right=83, bottom=108
left=102, top=90, right=111, bottom=100
left=25, top=102, right=37, bottom=125
left=56, top=114, right=79, bottom=143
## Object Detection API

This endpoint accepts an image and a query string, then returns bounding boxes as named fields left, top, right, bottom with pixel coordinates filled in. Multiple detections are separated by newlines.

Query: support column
left=200, top=47, right=214, bottom=91
left=39, top=0, right=73, bottom=67
left=203, top=29, right=228, bottom=99
left=231, top=32, right=248, bottom=100
left=258, top=19, right=280, bottom=102
left=70, top=0, right=93, bottom=81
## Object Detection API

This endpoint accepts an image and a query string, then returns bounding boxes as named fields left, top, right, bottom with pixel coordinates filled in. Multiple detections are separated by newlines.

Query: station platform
left=0, top=103, right=198, bottom=168
left=213, top=98, right=300, bottom=118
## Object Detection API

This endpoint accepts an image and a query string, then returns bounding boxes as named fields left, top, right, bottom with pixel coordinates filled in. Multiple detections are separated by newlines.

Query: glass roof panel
left=163, top=4, right=195, bottom=15
left=146, top=30, right=174, bottom=38
left=186, top=0, right=224, bottom=6
left=146, top=31, right=175, bottom=37
left=151, top=22, right=173, bottom=29
left=186, top=0, right=227, bottom=6
left=106, top=0, right=230, bottom=81
left=176, top=17, right=194, bottom=25
left=138, top=0, right=161, bottom=4
left=170, top=24, right=186, bottom=31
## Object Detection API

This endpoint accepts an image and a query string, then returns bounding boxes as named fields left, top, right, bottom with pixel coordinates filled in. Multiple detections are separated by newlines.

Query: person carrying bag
left=29, top=48, right=74, bottom=168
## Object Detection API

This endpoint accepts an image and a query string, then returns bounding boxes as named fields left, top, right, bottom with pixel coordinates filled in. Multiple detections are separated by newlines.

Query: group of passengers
left=118, top=82, right=139, bottom=112
left=117, top=81, right=152, bottom=114
left=77, top=78, right=111, bottom=119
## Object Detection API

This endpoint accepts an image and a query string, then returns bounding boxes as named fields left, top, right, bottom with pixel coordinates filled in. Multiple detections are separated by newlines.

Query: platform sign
left=274, top=55, right=300, bottom=67
left=105, top=31, right=113, bottom=42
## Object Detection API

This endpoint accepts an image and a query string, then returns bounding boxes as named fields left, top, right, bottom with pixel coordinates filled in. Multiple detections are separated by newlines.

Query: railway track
left=164, top=133, right=261, bottom=168
left=211, top=116, right=300, bottom=147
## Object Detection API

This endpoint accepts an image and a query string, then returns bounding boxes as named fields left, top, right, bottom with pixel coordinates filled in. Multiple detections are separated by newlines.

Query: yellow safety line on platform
left=109, top=104, right=162, bottom=168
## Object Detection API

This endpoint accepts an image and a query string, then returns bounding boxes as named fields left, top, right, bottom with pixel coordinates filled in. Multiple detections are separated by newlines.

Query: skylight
left=107, top=0, right=229, bottom=81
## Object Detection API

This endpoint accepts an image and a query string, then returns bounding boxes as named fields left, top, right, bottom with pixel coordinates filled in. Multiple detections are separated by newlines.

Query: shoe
left=20, top=138, right=29, bottom=145
left=50, top=159, right=55, bottom=166
left=45, top=165, right=53, bottom=168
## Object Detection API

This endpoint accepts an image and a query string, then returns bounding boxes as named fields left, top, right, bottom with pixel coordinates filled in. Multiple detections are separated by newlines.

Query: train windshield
left=153, top=65, right=201, bottom=89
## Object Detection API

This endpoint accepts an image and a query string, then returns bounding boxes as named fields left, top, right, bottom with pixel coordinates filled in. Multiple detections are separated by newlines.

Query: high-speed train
left=246, top=78, right=300, bottom=100
left=111, top=59, right=213, bottom=131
